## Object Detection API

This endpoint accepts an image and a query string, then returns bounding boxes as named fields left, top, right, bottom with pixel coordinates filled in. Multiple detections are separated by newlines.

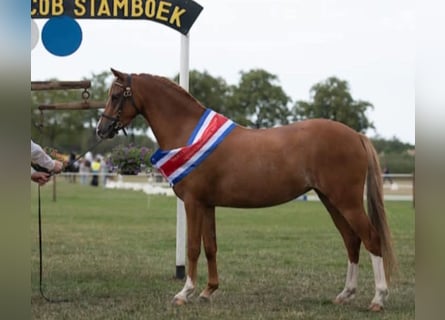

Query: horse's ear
left=110, top=68, right=125, bottom=80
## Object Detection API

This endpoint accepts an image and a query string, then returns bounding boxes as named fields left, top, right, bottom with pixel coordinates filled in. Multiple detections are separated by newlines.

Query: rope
left=37, top=185, right=68, bottom=303
left=70, top=139, right=104, bottom=165
left=35, top=139, right=103, bottom=303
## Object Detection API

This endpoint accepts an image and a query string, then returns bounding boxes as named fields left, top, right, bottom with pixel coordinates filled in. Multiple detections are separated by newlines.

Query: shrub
left=110, top=144, right=152, bottom=175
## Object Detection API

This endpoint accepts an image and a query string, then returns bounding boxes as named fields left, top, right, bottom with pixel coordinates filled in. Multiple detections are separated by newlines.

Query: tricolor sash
left=150, top=109, right=236, bottom=186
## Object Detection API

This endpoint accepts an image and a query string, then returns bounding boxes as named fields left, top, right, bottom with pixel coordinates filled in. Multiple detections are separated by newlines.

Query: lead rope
left=37, top=184, right=68, bottom=303
left=33, top=108, right=67, bottom=302
left=71, top=139, right=104, bottom=165
left=36, top=138, right=104, bottom=303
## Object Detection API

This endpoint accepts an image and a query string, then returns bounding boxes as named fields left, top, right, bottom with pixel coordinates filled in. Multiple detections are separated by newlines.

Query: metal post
left=52, top=175, right=56, bottom=202
left=175, top=33, right=190, bottom=280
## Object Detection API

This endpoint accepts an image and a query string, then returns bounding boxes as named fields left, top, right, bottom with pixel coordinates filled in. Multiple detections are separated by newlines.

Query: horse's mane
left=142, top=74, right=204, bottom=108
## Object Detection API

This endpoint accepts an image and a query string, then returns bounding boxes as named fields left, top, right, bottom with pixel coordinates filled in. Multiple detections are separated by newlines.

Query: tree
left=174, top=70, right=234, bottom=116
left=293, top=77, right=374, bottom=133
left=229, top=69, right=291, bottom=128
left=371, top=135, right=414, bottom=154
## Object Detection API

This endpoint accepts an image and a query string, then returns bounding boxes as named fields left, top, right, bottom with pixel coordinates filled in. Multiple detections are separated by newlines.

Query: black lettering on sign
left=31, top=0, right=203, bottom=35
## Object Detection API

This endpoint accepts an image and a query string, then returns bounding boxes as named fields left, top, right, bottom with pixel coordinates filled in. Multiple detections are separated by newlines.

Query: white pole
left=175, top=33, right=190, bottom=279
left=179, top=34, right=190, bottom=90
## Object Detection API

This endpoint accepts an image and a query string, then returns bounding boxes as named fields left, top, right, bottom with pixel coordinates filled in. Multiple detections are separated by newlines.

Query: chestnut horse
left=96, top=69, right=396, bottom=311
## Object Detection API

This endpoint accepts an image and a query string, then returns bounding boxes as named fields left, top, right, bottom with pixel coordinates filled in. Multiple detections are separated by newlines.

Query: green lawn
left=31, top=180, right=414, bottom=320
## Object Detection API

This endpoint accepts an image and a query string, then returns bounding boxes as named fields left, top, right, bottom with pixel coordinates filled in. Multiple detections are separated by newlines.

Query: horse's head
left=96, top=68, right=141, bottom=139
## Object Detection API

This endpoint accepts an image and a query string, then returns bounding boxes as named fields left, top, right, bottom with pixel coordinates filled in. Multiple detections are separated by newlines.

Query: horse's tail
left=360, top=134, right=397, bottom=283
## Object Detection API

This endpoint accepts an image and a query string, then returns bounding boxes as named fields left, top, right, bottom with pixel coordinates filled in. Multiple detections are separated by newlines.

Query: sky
left=31, top=0, right=415, bottom=144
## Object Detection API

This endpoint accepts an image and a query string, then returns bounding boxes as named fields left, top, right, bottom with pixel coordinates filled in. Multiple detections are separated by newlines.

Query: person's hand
left=31, top=171, right=51, bottom=186
left=52, top=160, right=63, bottom=173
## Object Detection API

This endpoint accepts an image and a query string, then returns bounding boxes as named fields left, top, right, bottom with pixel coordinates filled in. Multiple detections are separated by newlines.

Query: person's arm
left=31, top=140, right=55, bottom=171
left=31, top=140, right=63, bottom=173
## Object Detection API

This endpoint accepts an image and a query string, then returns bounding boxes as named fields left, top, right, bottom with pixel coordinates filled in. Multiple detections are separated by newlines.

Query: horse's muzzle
left=96, top=121, right=117, bottom=139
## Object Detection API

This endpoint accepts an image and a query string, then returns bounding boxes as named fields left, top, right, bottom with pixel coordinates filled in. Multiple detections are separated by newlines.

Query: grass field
left=31, top=180, right=414, bottom=320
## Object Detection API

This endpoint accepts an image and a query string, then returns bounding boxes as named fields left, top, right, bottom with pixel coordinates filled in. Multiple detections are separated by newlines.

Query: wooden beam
left=31, top=80, right=91, bottom=91
left=38, top=101, right=105, bottom=110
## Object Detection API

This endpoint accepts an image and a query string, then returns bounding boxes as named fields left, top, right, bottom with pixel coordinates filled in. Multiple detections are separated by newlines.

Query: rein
left=71, top=139, right=104, bottom=166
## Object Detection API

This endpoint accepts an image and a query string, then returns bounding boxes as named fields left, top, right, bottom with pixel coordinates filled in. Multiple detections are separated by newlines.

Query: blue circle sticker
left=42, top=16, right=82, bottom=57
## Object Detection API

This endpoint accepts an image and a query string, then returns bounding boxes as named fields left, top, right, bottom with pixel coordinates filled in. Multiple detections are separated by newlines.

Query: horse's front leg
left=199, top=206, right=219, bottom=301
left=172, top=200, right=204, bottom=305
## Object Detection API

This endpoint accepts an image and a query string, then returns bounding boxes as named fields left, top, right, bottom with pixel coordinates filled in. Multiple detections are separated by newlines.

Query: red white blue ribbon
left=150, top=109, right=236, bottom=186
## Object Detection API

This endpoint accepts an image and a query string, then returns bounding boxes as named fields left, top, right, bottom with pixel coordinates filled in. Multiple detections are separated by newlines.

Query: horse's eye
left=111, top=94, right=119, bottom=101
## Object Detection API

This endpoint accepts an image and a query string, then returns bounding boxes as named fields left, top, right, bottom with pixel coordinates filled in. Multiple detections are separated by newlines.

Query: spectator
left=100, top=156, right=110, bottom=188
left=383, top=167, right=393, bottom=184
left=90, top=156, right=101, bottom=186
left=85, top=151, right=93, bottom=163
left=78, top=158, right=91, bottom=185
left=65, top=152, right=79, bottom=183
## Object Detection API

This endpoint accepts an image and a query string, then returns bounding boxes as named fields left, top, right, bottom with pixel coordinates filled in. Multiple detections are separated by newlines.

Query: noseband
left=100, top=75, right=140, bottom=136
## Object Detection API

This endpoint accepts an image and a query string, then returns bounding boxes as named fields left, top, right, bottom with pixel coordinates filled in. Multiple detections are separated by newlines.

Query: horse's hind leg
left=340, top=208, right=388, bottom=311
left=198, top=206, right=219, bottom=301
left=322, top=192, right=388, bottom=311
left=317, top=192, right=361, bottom=305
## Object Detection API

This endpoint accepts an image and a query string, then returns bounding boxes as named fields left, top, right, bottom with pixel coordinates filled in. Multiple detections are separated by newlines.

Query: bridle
left=100, top=75, right=140, bottom=136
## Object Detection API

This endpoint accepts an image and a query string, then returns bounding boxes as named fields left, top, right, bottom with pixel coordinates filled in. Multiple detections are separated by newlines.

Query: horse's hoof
left=198, top=295, right=210, bottom=303
left=368, top=303, right=384, bottom=312
left=333, top=298, right=343, bottom=305
left=171, top=296, right=187, bottom=306
left=333, top=288, right=356, bottom=305
left=333, top=294, right=354, bottom=305
left=333, top=297, right=348, bottom=305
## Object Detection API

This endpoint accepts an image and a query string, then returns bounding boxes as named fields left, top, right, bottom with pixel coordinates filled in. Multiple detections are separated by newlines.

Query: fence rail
left=31, top=80, right=91, bottom=91
left=52, top=172, right=414, bottom=205
left=38, top=101, right=105, bottom=110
